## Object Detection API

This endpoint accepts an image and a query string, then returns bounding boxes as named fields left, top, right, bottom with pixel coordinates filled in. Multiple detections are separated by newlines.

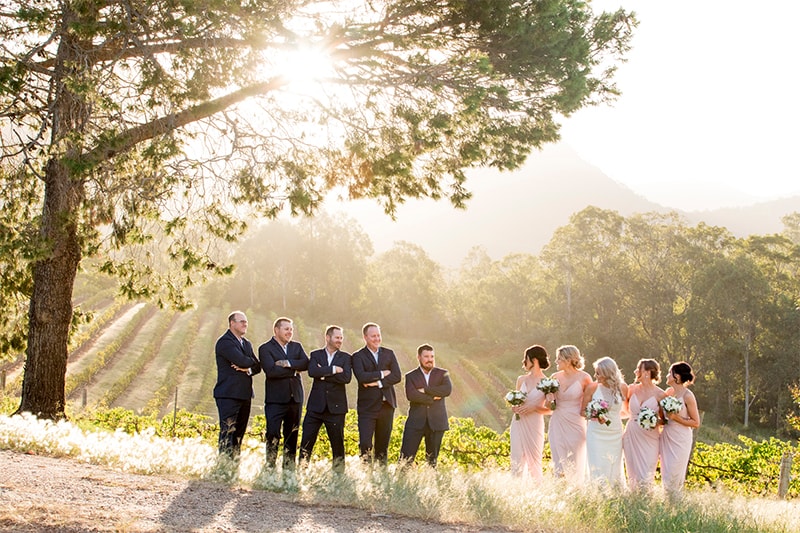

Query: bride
left=582, top=356, right=628, bottom=485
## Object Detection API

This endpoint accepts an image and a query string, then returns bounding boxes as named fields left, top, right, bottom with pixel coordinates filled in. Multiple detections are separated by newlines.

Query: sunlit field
left=2, top=413, right=797, bottom=533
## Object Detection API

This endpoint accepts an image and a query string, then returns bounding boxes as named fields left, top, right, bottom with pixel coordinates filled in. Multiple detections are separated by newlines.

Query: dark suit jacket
left=213, top=329, right=262, bottom=401
left=306, top=348, right=352, bottom=415
left=259, top=337, right=309, bottom=404
left=352, top=346, right=402, bottom=413
left=404, top=367, right=452, bottom=431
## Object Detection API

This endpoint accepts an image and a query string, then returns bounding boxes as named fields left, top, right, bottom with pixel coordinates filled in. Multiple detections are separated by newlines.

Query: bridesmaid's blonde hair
left=556, top=345, right=584, bottom=370
left=593, top=357, right=625, bottom=403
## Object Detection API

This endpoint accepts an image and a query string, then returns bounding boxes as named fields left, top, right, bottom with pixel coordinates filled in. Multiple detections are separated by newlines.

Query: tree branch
left=32, top=36, right=281, bottom=70
left=82, top=77, right=287, bottom=168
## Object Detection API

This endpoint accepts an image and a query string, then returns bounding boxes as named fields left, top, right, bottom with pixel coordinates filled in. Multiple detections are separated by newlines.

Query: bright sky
left=560, top=0, right=800, bottom=210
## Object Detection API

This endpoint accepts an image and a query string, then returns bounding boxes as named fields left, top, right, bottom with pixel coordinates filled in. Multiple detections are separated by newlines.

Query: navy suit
left=259, top=337, right=309, bottom=468
left=399, top=366, right=452, bottom=466
left=352, top=346, right=401, bottom=463
left=213, top=329, right=262, bottom=456
left=299, top=348, right=352, bottom=471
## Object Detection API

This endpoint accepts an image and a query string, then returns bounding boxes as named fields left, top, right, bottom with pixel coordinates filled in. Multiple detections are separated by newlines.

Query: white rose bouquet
left=659, top=396, right=684, bottom=424
left=637, top=406, right=658, bottom=430
left=505, top=389, right=527, bottom=420
left=536, top=377, right=560, bottom=410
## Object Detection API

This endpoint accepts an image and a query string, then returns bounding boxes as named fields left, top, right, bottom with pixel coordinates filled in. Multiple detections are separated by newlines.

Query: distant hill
left=683, top=197, right=800, bottom=238
left=331, top=143, right=799, bottom=267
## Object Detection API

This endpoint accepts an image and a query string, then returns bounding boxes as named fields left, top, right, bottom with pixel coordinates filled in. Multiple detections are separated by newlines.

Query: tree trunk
left=16, top=4, right=87, bottom=419
left=17, top=160, right=82, bottom=418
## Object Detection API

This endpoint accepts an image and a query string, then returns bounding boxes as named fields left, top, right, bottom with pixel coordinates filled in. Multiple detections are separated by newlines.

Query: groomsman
left=213, top=311, right=262, bottom=457
left=299, top=325, right=352, bottom=472
left=352, top=322, right=401, bottom=465
left=399, top=344, right=452, bottom=467
left=259, top=317, right=309, bottom=469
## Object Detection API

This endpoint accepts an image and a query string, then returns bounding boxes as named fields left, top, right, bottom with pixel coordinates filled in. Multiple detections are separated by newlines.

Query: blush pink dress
left=659, top=394, right=694, bottom=494
left=623, top=393, right=660, bottom=490
left=510, top=380, right=545, bottom=479
left=547, top=380, right=586, bottom=483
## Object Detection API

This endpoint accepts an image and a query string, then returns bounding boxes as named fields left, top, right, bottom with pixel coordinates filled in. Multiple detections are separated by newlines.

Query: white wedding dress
left=585, top=384, right=625, bottom=485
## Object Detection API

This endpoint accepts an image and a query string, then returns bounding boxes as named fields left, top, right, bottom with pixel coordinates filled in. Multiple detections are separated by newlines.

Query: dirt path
left=0, top=450, right=510, bottom=532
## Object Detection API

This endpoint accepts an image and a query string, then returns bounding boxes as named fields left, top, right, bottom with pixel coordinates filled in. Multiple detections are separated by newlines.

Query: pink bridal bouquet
left=536, top=377, right=560, bottom=410
left=585, top=398, right=611, bottom=426
left=637, top=406, right=658, bottom=430
left=505, top=390, right=527, bottom=420
left=659, top=396, right=684, bottom=424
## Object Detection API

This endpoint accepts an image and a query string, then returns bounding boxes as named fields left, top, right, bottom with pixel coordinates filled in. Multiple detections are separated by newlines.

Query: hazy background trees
left=192, top=206, right=800, bottom=434
left=214, top=213, right=372, bottom=320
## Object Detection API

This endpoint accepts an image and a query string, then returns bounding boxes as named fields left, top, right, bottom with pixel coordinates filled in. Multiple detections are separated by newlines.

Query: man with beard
left=399, top=344, right=452, bottom=467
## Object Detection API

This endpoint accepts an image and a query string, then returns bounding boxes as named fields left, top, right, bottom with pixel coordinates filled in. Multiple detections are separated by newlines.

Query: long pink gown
left=659, top=395, right=694, bottom=494
left=510, top=381, right=545, bottom=478
left=548, top=380, right=586, bottom=483
left=623, top=393, right=660, bottom=490
left=585, top=385, right=624, bottom=485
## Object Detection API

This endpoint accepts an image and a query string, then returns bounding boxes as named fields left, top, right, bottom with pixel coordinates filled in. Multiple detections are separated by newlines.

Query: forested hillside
left=2, top=207, right=799, bottom=434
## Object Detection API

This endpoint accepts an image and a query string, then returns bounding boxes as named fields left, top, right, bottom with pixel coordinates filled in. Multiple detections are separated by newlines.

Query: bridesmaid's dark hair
left=639, top=358, right=661, bottom=383
left=525, top=345, right=550, bottom=370
left=669, top=362, right=695, bottom=384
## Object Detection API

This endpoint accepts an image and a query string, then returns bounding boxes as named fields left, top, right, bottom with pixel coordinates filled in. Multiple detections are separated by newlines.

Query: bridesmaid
left=659, top=361, right=701, bottom=495
left=509, top=345, right=551, bottom=478
left=548, top=345, right=592, bottom=483
left=582, top=357, right=628, bottom=485
left=623, top=359, right=665, bottom=491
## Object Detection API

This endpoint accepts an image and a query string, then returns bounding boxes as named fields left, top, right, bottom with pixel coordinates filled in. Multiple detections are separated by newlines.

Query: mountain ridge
left=330, top=143, right=800, bottom=267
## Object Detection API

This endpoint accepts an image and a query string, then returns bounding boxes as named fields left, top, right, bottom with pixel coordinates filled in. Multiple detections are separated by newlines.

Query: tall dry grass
left=1, top=413, right=797, bottom=532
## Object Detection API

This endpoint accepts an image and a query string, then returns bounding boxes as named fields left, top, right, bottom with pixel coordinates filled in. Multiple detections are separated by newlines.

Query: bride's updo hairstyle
left=669, top=362, right=695, bottom=385
left=525, top=345, right=550, bottom=370
left=556, top=345, right=584, bottom=370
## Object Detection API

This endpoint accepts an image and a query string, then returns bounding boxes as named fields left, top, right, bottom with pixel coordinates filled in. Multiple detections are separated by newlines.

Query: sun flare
left=274, top=44, right=337, bottom=94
